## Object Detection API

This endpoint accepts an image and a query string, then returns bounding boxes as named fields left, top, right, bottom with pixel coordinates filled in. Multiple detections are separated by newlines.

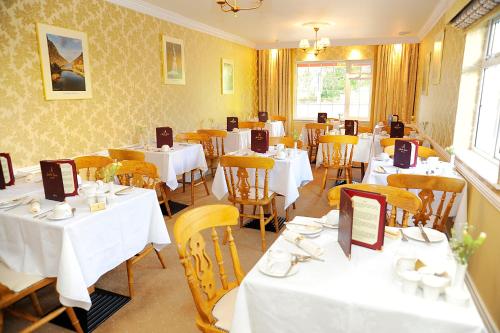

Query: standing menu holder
left=40, top=159, right=78, bottom=200
left=338, top=188, right=387, bottom=259
left=0, top=153, right=15, bottom=188
left=156, top=127, right=173, bottom=148
left=258, top=111, right=268, bottom=122
left=227, top=117, right=239, bottom=132
left=393, top=140, right=419, bottom=169
left=251, top=129, right=269, bottom=153
left=344, top=120, right=359, bottom=136
left=390, top=121, right=404, bottom=138
left=318, top=113, right=328, bottom=123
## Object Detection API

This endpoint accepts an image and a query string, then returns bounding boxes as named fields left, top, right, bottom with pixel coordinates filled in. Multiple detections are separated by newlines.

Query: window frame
left=471, top=15, right=500, bottom=163
left=294, top=59, right=373, bottom=121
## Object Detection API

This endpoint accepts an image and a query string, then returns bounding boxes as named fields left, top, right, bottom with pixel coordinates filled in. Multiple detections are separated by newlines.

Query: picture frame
left=422, top=51, right=431, bottom=95
left=431, top=30, right=445, bottom=85
left=36, top=23, right=92, bottom=100
left=222, top=58, right=234, bottom=95
left=162, top=35, right=185, bottom=85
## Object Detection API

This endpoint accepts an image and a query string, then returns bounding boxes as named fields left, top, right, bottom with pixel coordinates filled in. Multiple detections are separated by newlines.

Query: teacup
left=399, top=270, right=421, bottom=295
left=276, top=144, right=285, bottom=152
left=53, top=202, right=73, bottom=219
left=266, top=250, right=291, bottom=275
left=422, top=275, right=449, bottom=301
left=396, top=257, right=417, bottom=274
left=161, top=145, right=170, bottom=152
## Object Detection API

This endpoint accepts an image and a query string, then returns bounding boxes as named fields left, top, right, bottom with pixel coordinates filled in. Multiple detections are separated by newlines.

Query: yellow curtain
left=258, top=49, right=293, bottom=131
left=372, top=44, right=419, bottom=124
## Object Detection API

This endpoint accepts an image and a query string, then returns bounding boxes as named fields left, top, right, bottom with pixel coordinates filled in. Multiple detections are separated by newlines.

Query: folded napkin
left=29, top=197, right=41, bottom=214
left=282, top=229, right=324, bottom=257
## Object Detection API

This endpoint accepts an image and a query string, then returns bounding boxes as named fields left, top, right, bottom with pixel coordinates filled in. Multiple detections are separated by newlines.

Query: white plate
left=286, top=221, right=323, bottom=235
left=115, top=187, right=134, bottom=196
left=403, top=227, right=445, bottom=243
left=258, top=260, right=299, bottom=278
left=47, top=212, right=74, bottom=221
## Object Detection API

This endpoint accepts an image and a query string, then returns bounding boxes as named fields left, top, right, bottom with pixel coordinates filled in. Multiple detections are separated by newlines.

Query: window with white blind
left=473, top=16, right=500, bottom=161
left=295, top=60, right=372, bottom=121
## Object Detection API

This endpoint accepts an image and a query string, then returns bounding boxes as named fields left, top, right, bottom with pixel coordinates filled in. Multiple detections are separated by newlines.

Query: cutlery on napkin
left=282, top=230, right=324, bottom=261
left=0, top=196, right=29, bottom=207
left=115, top=186, right=134, bottom=195
left=418, top=223, right=431, bottom=244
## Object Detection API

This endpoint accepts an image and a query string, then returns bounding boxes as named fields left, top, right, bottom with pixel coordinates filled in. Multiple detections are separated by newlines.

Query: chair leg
left=285, top=207, right=289, bottom=221
left=292, top=202, right=296, bottom=210
left=200, top=169, right=209, bottom=196
left=1, top=310, right=4, bottom=333
left=190, top=170, right=195, bottom=206
left=182, top=173, right=186, bottom=193
left=347, top=167, right=352, bottom=184
left=66, top=307, right=84, bottom=333
left=271, top=197, right=279, bottom=232
left=160, top=182, right=172, bottom=218
left=321, top=168, right=328, bottom=193
left=155, top=249, right=167, bottom=269
left=361, top=163, right=365, bottom=179
left=126, top=260, right=134, bottom=298
left=259, top=206, right=266, bottom=252
left=29, top=293, right=43, bottom=316
left=239, top=204, right=244, bottom=227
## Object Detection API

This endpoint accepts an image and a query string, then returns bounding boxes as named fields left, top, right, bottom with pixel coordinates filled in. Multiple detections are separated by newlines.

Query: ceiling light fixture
left=299, top=26, right=330, bottom=56
left=216, top=0, right=263, bottom=16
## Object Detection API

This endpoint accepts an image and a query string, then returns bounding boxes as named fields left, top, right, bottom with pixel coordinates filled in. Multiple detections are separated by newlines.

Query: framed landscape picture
left=36, top=23, right=92, bottom=100
left=222, top=58, right=234, bottom=95
left=162, top=35, right=185, bottom=85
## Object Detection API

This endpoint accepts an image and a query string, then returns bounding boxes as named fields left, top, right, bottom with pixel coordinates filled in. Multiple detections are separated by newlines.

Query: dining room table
left=0, top=178, right=170, bottom=310
left=264, top=120, right=286, bottom=137
left=230, top=212, right=486, bottom=333
left=222, top=129, right=252, bottom=153
left=211, top=148, right=313, bottom=209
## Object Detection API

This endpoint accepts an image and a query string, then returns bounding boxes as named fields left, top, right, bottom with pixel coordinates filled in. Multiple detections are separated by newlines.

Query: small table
left=223, top=129, right=252, bottom=153
left=132, top=143, right=208, bottom=190
left=316, top=134, right=374, bottom=165
left=211, top=149, right=313, bottom=209
left=0, top=181, right=170, bottom=310
left=231, top=213, right=485, bottom=333
left=265, top=121, right=285, bottom=137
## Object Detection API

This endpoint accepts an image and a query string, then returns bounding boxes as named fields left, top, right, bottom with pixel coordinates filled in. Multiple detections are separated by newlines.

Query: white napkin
left=29, top=197, right=41, bottom=214
left=282, top=229, right=324, bottom=257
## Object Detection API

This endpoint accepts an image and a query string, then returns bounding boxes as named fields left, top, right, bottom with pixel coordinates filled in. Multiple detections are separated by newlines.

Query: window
left=473, top=16, right=500, bottom=161
left=295, top=60, right=372, bottom=121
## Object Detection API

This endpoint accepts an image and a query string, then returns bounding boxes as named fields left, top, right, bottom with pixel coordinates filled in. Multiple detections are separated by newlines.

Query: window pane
left=349, top=78, right=371, bottom=119
left=488, top=19, right=500, bottom=56
left=474, top=64, right=500, bottom=158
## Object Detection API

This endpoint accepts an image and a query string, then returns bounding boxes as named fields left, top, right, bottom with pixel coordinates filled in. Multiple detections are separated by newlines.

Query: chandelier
left=216, top=0, right=263, bottom=14
left=299, top=26, right=331, bottom=56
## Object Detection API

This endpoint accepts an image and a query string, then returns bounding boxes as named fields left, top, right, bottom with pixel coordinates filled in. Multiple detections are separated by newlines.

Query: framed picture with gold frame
left=222, top=58, right=234, bottom=95
left=36, top=23, right=92, bottom=100
left=431, top=30, right=445, bottom=85
left=162, top=35, right=185, bottom=85
left=422, top=51, right=431, bottom=95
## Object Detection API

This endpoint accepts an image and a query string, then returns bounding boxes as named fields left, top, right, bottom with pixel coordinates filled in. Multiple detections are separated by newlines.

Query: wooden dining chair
left=108, top=149, right=145, bottom=161
left=0, top=263, right=83, bottom=333
left=379, top=138, right=423, bottom=148
left=174, top=205, right=244, bottom=333
left=175, top=133, right=211, bottom=205
left=318, top=135, right=359, bottom=192
left=269, top=136, right=303, bottom=149
left=238, top=121, right=265, bottom=130
left=220, top=155, right=278, bottom=251
left=270, top=115, right=286, bottom=122
left=328, top=184, right=422, bottom=227
left=304, top=123, right=330, bottom=163
left=384, top=145, right=439, bottom=159
left=197, top=129, right=228, bottom=176
left=115, top=160, right=168, bottom=297
left=387, top=174, right=466, bottom=232
left=74, top=155, right=112, bottom=181
left=358, top=126, right=373, bottom=134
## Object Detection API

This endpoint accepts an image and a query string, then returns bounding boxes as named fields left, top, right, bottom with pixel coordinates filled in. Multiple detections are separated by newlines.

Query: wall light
left=348, top=49, right=361, bottom=60
left=270, top=48, right=278, bottom=59
left=394, top=43, right=403, bottom=53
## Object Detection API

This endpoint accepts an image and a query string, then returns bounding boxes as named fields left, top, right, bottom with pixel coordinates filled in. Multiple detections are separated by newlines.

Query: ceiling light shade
left=217, top=0, right=264, bottom=14
left=299, top=39, right=310, bottom=49
left=319, top=37, right=330, bottom=48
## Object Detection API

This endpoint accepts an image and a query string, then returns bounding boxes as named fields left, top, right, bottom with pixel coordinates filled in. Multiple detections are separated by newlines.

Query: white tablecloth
left=223, top=129, right=252, bottom=153
left=134, top=143, right=208, bottom=190
left=211, top=149, right=313, bottom=209
left=265, top=121, right=285, bottom=137
left=363, top=158, right=467, bottom=230
left=316, top=134, right=374, bottom=165
left=231, top=213, right=485, bottom=333
left=0, top=181, right=170, bottom=310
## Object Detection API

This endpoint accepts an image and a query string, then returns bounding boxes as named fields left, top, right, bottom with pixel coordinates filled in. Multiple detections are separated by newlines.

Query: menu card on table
left=393, top=140, right=419, bottom=169
left=344, top=120, right=359, bottom=136
left=338, top=188, right=387, bottom=259
left=40, top=159, right=79, bottom=201
left=0, top=153, right=15, bottom=188
left=227, top=117, right=239, bottom=131
left=156, top=127, right=173, bottom=148
left=390, top=121, right=404, bottom=138
left=251, top=129, right=269, bottom=153
left=258, top=111, right=268, bottom=122
left=318, top=113, right=328, bottom=123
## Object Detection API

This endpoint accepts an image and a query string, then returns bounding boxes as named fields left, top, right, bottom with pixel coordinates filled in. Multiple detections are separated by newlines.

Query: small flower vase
left=452, top=261, right=467, bottom=291
left=445, top=260, right=469, bottom=306
left=450, top=154, right=456, bottom=165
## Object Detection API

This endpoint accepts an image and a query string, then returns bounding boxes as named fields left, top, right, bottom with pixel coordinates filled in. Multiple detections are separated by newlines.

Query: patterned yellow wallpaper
left=0, top=0, right=257, bottom=168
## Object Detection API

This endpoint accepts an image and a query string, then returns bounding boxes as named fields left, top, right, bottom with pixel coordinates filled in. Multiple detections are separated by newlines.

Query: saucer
left=258, top=259, right=299, bottom=278
left=47, top=211, right=74, bottom=221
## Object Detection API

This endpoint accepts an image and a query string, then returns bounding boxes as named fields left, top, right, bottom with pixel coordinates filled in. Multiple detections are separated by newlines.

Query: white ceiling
left=110, top=0, right=454, bottom=48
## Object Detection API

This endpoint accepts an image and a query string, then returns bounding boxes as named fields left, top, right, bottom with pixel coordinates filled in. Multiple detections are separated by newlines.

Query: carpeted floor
left=3, top=165, right=363, bottom=333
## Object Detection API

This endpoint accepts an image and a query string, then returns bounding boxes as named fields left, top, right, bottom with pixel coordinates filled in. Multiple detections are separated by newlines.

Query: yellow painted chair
left=238, top=121, right=265, bottom=130
left=108, top=149, right=145, bottom=162
left=304, top=123, right=330, bottom=163
left=197, top=129, right=228, bottom=176
left=74, top=155, right=112, bottom=181
left=384, top=145, right=439, bottom=159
